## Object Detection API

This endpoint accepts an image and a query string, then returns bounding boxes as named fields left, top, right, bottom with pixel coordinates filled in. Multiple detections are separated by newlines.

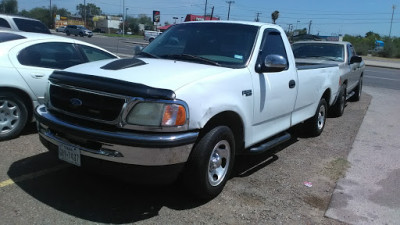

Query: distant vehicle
left=55, top=26, right=66, bottom=32
left=0, top=31, right=118, bottom=140
left=0, top=14, right=51, bottom=34
left=65, top=25, right=93, bottom=37
left=144, top=30, right=162, bottom=42
left=292, top=41, right=365, bottom=116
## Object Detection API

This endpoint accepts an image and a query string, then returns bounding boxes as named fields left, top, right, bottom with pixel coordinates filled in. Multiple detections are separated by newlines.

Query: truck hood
left=64, top=58, right=232, bottom=92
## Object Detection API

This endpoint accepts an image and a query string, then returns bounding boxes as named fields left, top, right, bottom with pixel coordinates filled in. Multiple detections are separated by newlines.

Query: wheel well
left=200, top=111, right=245, bottom=153
left=322, top=89, right=331, bottom=105
left=0, top=87, right=33, bottom=121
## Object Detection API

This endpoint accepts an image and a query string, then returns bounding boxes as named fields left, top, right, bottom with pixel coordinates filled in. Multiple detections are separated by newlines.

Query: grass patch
left=323, top=158, right=350, bottom=180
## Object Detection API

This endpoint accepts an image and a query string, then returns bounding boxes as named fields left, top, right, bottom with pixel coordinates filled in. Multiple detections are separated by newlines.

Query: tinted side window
left=13, top=18, right=50, bottom=34
left=0, top=18, right=11, bottom=28
left=347, top=45, right=353, bottom=63
left=18, top=42, right=84, bottom=69
left=259, top=29, right=289, bottom=69
left=78, top=45, right=117, bottom=62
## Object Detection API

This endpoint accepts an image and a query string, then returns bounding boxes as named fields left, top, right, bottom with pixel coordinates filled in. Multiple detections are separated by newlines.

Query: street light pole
left=226, top=1, right=235, bottom=20
left=389, top=5, right=396, bottom=38
left=122, top=0, right=125, bottom=36
left=84, top=0, right=86, bottom=27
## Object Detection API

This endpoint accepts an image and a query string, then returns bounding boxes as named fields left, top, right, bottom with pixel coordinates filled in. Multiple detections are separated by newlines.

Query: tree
left=76, top=3, right=102, bottom=19
left=271, top=10, right=279, bottom=24
left=0, top=0, right=18, bottom=14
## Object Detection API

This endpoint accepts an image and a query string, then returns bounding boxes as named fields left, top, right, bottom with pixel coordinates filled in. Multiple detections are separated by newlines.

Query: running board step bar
left=248, top=132, right=291, bottom=154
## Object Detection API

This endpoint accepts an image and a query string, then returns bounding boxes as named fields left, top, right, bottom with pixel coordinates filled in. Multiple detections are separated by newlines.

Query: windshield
left=292, top=43, right=345, bottom=62
left=141, top=22, right=259, bottom=68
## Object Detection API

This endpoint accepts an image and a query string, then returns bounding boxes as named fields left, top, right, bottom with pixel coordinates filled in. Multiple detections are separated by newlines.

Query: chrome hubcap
left=0, top=100, right=20, bottom=134
left=317, top=105, right=326, bottom=130
left=208, top=140, right=230, bottom=186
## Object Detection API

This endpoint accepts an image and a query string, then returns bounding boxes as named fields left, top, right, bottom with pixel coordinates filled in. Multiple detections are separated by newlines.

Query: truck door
left=250, top=29, right=297, bottom=144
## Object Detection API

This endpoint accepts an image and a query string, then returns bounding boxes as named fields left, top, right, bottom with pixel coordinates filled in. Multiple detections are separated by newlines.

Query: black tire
left=66, top=30, right=70, bottom=36
left=79, top=32, right=84, bottom=37
left=305, top=98, right=328, bottom=137
left=149, top=38, right=154, bottom=43
left=351, top=77, right=363, bottom=102
left=330, top=85, right=346, bottom=117
left=183, top=126, right=235, bottom=199
left=0, top=92, right=28, bottom=141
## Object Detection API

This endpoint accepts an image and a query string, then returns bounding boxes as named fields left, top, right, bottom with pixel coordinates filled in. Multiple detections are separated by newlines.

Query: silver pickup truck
left=292, top=41, right=365, bottom=117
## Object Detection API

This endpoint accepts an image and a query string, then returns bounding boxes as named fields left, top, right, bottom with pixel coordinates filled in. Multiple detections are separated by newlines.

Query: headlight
left=126, top=102, right=187, bottom=127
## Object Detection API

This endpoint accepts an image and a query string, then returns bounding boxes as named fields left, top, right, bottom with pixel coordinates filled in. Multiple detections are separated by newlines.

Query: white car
left=0, top=31, right=118, bottom=140
left=0, top=14, right=51, bottom=34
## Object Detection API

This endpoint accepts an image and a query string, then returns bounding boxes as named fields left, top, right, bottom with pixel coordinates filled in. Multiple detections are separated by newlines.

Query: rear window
left=0, top=18, right=11, bottom=28
left=13, top=18, right=50, bottom=34
left=0, top=32, right=26, bottom=43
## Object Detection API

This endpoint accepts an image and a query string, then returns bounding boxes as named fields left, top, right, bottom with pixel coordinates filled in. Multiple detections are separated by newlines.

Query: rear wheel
left=0, top=92, right=28, bottom=141
left=149, top=38, right=154, bottom=43
left=351, top=77, right=363, bottom=102
left=79, top=32, right=84, bottom=37
left=305, top=98, right=328, bottom=137
left=183, top=126, right=235, bottom=199
left=330, top=85, right=346, bottom=117
left=66, top=30, right=70, bottom=36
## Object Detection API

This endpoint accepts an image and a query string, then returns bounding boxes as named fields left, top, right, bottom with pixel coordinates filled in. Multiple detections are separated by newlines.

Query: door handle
left=31, top=73, right=45, bottom=78
left=289, top=80, right=296, bottom=88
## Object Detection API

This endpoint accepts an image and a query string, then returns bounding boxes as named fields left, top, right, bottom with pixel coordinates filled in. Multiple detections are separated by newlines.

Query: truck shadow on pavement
left=7, top=135, right=300, bottom=224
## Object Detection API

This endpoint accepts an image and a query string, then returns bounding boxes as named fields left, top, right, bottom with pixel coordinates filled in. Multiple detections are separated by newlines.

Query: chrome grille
left=49, top=85, right=125, bottom=122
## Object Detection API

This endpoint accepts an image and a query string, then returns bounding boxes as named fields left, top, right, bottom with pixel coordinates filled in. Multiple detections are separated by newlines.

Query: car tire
left=79, top=32, right=84, bottom=37
left=305, top=98, right=328, bottom=137
left=183, top=126, right=235, bottom=199
left=351, top=77, right=363, bottom=102
left=149, top=38, right=154, bottom=43
left=66, top=30, right=70, bottom=36
left=330, top=84, right=346, bottom=117
left=0, top=92, right=28, bottom=141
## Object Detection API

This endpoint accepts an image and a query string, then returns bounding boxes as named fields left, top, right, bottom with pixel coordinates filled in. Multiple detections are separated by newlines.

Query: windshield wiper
left=137, top=51, right=160, bottom=59
left=161, top=54, right=220, bottom=66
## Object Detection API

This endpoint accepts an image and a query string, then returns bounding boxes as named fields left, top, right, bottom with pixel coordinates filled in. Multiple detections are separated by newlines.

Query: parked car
left=0, top=14, right=50, bottom=34
left=144, top=30, right=162, bottom=42
left=55, top=26, right=66, bottom=32
left=0, top=31, right=118, bottom=140
left=35, top=21, right=342, bottom=199
left=65, top=25, right=93, bottom=37
left=292, top=41, right=365, bottom=117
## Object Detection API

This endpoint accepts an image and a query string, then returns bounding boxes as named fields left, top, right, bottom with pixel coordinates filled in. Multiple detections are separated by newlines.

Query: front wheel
left=66, top=31, right=70, bottom=36
left=0, top=92, right=28, bottom=141
left=183, top=126, right=235, bottom=199
left=351, top=77, right=363, bottom=102
left=305, top=98, right=328, bottom=137
left=330, top=85, right=346, bottom=117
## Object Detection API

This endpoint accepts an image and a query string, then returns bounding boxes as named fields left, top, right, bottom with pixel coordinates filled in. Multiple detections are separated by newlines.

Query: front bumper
left=35, top=105, right=198, bottom=166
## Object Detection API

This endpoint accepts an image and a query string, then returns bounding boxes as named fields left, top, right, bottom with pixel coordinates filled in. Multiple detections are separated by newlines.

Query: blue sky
left=18, top=0, right=400, bottom=37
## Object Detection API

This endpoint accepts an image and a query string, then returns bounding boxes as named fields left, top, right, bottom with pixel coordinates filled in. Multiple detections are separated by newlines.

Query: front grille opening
left=50, top=85, right=125, bottom=121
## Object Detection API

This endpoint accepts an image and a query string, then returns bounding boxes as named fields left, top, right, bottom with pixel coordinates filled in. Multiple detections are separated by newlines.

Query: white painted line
left=365, top=75, right=400, bottom=82
left=0, top=164, right=70, bottom=188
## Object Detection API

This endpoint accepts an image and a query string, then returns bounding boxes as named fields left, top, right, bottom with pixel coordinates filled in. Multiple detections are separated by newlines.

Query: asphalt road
left=0, top=34, right=398, bottom=224
left=364, top=66, right=400, bottom=90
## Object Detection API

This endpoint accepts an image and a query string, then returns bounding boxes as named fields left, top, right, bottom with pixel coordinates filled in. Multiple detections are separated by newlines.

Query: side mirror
left=350, top=55, right=362, bottom=64
left=133, top=45, right=144, bottom=56
left=256, top=54, right=287, bottom=73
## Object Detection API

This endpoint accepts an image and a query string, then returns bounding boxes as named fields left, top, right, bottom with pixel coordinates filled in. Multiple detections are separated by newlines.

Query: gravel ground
left=0, top=93, right=370, bottom=225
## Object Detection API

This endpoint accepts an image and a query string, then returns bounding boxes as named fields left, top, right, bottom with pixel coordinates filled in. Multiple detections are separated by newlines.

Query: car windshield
left=141, top=22, right=259, bottom=68
left=292, top=43, right=345, bottom=62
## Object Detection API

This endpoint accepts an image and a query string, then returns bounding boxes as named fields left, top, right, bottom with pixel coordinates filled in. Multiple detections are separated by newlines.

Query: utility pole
left=84, top=0, right=86, bottom=27
left=122, top=0, right=125, bottom=36
left=389, top=5, right=396, bottom=38
left=255, top=12, right=262, bottom=22
left=308, top=20, right=312, bottom=34
left=210, top=6, right=215, bottom=20
left=226, top=1, right=235, bottom=20
left=204, top=0, right=208, bottom=19
left=49, top=0, right=52, bottom=29
left=296, top=20, right=300, bottom=30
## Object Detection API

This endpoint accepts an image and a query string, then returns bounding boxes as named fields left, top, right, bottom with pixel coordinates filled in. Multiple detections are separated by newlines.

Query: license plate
left=58, top=143, right=81, bottom=166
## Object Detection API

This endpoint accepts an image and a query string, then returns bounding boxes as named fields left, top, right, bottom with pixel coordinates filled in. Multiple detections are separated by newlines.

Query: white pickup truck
left=35, top=21, right=341, bottom=199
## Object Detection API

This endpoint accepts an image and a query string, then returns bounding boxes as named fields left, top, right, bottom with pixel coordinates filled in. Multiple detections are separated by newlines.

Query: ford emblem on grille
left=69, top=98, right=83, bottom=108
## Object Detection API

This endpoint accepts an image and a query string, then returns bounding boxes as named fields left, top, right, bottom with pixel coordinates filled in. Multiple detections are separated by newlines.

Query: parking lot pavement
left=326, top=86, right=400, bottom=224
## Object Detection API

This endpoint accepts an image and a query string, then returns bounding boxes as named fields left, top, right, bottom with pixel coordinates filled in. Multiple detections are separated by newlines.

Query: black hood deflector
left=49, top=71, right=176, bottom=100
